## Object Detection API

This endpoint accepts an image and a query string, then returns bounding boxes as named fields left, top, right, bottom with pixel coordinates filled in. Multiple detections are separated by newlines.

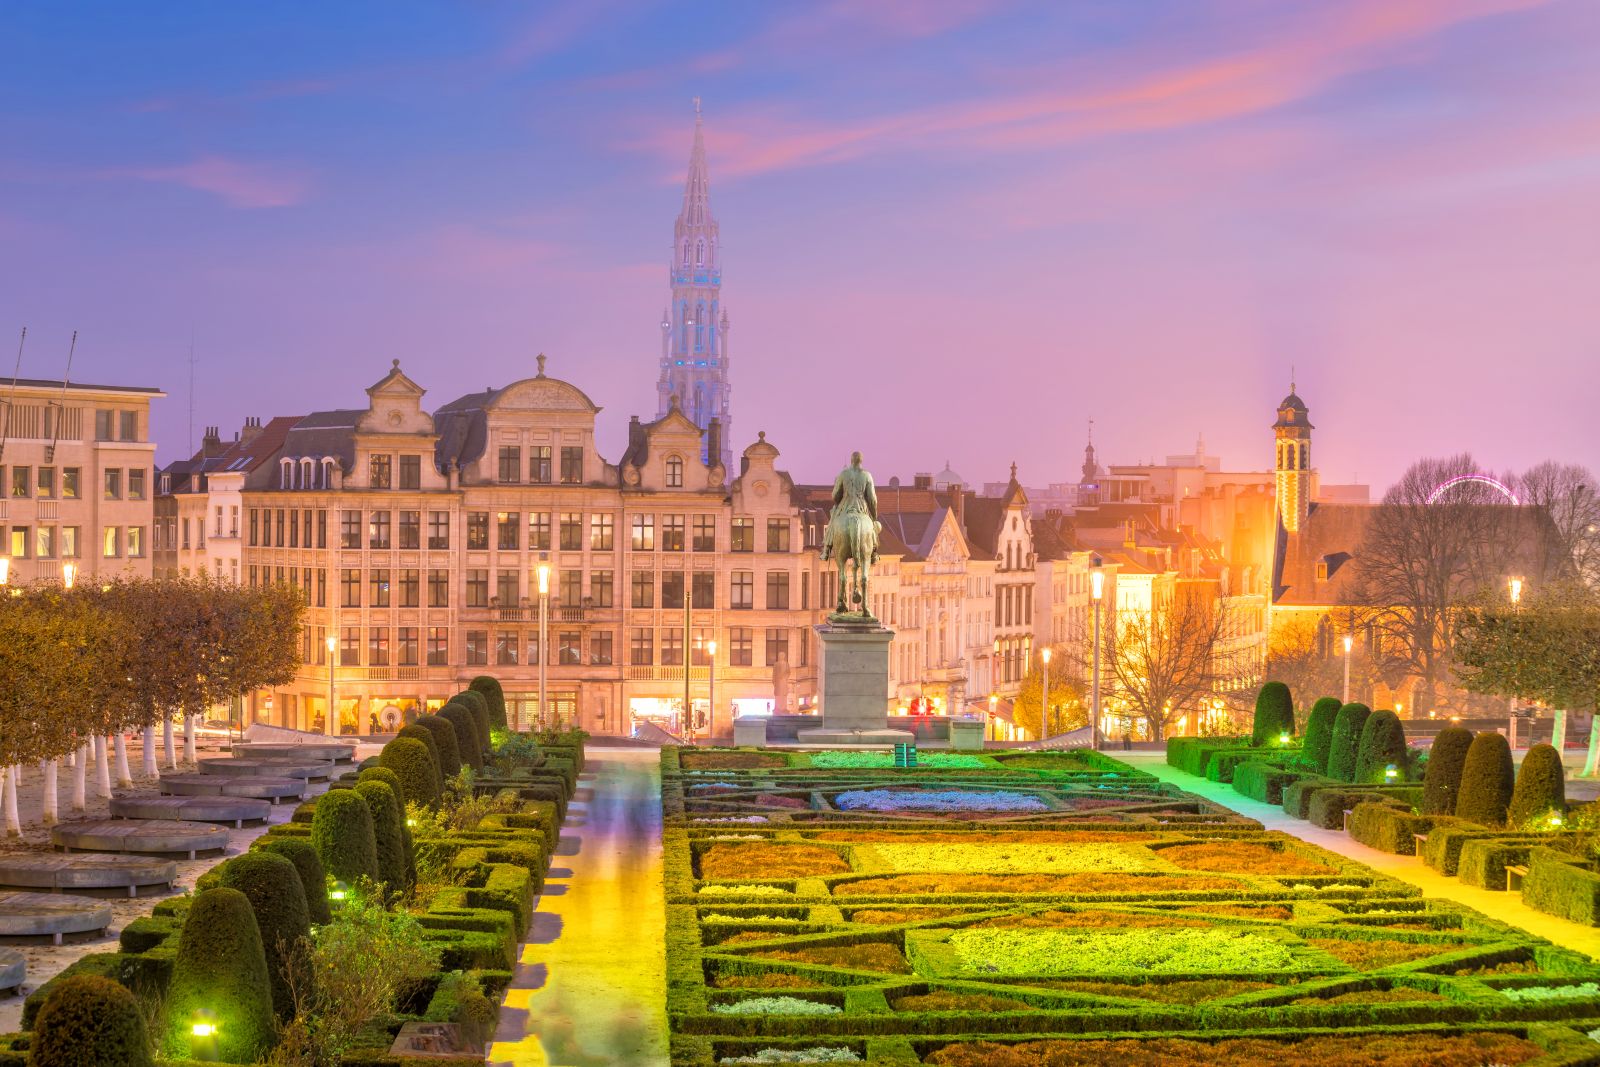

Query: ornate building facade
left=656, top=102, right=733, bottom=471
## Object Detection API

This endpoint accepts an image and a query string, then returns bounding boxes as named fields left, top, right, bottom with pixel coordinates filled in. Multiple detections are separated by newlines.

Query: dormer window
left=1316, top=561, right=1329, bottom=581
left=666, top=455, right=684, bottom=488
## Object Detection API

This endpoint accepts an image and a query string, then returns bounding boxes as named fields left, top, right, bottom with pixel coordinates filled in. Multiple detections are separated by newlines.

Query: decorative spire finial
left=536, top=353, right=547, bottom=377
left=693, top=96, right=702, bottom=122
left=1291, top=365, right=1296, bottom=394
left=391, top=358, right=400, bottom=371
left=1009, top=461, right=1018, bottom=482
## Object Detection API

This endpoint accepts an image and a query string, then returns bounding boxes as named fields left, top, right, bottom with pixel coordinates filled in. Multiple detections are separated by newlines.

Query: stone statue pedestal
left=796, top=619, right=913, bottom=746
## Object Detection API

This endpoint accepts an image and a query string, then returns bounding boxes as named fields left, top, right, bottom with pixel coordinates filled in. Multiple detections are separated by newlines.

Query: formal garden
left=662, top=735, right=1600, bottom=1066
left=0, top=674, right=585, bottom=1066
left=1170, top=682, right=1600, bottom=930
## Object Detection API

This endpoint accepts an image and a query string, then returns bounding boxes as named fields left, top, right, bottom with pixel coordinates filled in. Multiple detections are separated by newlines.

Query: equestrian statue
left=820, top=451, right=881, bottom=619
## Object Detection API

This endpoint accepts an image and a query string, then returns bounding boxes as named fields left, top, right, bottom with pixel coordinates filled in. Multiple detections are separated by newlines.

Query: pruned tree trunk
left=113, top=732, right=132, bottom=787
left=163, top=715, right=176, bottom=769
left=71, top=743, right=88, bottom=812
left=1552, top=708, right=1568, bottom=753
left=183, top=714, right=197, bottom=765
left=93, top=736, right=112, bottom=799
left=1584, top=714, right=1600, bottom=778
left=41, top=759, right=58, bottom=825
left=2, top=767, right=20, bottom=836
left=142, top=725, right=157, bottom=778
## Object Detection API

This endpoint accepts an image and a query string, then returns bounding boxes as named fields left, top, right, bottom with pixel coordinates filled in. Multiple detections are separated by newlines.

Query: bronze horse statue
left=820, top=451, right=881, bottom=618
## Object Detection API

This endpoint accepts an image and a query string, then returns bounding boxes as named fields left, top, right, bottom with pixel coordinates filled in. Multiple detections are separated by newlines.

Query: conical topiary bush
left=215, top=851, right=311, bottom=1020
left=414, top=714, right=462, bottom=778
left=30, top=974, right=153, bottom=1067
left=1326, top=703, right=1371, bottom=782
left=355, top=779, right=411, bottom=896
left=164, top=887, right=276, bottom=1064
left=255, top=835, right=333, bottom=925
left=1422, top=726, right=1474, bottom=815
left=1355, top=710, right=1408, bottom=784
left=1303, top=697, right=1342, bottom=774
left=310, top=787, right=379, bottom=885
left=1252, top=682, right=1295, bottom=747
left=470, top=674, right=508, bottom=732
left=1455, top=731, right=1516, bottom=826
left=439, top=704, right=483, bottom=770
left=1508, top=743, right=1566, bottom=827
left=380, top=736, right=440, bottom=809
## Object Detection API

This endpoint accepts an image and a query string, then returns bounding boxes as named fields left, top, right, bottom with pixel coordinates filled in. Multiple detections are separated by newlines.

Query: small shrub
left=1354, top=710, right=1407, bottom=784
left=1422, top=726, right=1474, bottom=815
left=29, top=974, right=153, bottom=1067
left=1302, top=697, right=1342, bottom=774
left=439, top=704, right=484, bottom=770
left=1326, top=703, right=1371, bottom=782
left=216, top=851, right=312, bottom=1020
left=165, top=887, right=276, bottom=1064
left=355, top=779, right=411, bottom=896
left=380, top=736, right=441, bottom=809
left=1455, top=731, right=1515, bottom=827
left=311, top=787, right=380, bottom=885
left=1251, top=682, right=1295, bottom=747
left=470, top=674, right=509, bottom=731
left=414, top=714, right=463, bottom=778
left=1509, top=743, right=1566, bottom=827
left=255, top=836, right=332, bottom=925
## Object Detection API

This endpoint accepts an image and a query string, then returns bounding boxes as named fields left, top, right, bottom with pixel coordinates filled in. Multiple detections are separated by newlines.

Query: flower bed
left=806, top=751, right=991, bottom=769
left=832, top=872, right=1245, bottom=896
left=921, top=1032, right=1547, bottom=1067
left=711, top=996, right=841, bottom=1016
left=700, top=844, right=850, bottom=880
left=866, top=842, right=1164, bottom=875
left=1157, top=841, right=1336, bottom=876
left=937, top=927, right=1301, bottom=976
left=832, top=788, right=1048, bottom=813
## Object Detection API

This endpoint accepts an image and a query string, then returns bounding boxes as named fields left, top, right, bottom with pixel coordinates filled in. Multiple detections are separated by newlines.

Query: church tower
left=1273, top=384, right=1313, bottom=533
left=656, top=99, right=732, bottom=471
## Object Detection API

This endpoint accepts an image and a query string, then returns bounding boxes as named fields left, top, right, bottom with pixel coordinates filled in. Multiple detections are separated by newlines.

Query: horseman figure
left=820, top=451, right=881, bottom=618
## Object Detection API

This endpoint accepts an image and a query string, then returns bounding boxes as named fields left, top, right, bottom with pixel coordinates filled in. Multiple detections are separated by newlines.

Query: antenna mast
left=46, top=331, right=76, bottom=464
left=0, top=327, right=25, bottom=462
left=188, top=333, right=197, bottom=455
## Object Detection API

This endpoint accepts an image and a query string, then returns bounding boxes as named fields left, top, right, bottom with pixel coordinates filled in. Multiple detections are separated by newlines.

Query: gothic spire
left=681, top=96, right=711, bottom=226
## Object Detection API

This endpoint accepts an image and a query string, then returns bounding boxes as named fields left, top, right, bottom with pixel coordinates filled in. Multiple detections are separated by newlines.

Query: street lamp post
left=988, top=693, right=998, bottom=741
left=1040, top=647, right=1052, bottom=742
left=707, top=639, right=717, bottom=744
left=537, top=558, right=551, bottom=733
left=1508, top=576, right=1522, bottom=749
left=326, top=634, right=338, bottom=738
left=61, top=562, right=76, bottom=589
left=1090, top=555, right=1104, bottom=752
left=1342, top=634, right=1353, bottom=704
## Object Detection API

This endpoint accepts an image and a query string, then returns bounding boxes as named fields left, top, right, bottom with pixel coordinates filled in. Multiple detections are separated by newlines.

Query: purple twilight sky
left=1, top=0, right=1597, bottom=492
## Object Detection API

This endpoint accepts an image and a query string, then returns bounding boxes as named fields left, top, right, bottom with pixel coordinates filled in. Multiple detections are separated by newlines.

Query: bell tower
left=1273, top=383, right=1313, bottom=533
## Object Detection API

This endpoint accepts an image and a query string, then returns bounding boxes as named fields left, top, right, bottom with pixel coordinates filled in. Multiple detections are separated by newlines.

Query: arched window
left=695, top=239, right=705, bottom=266
left=682, top=241, right=690, bottom=267
left=666, top=455, right=684, bottom=488
left=300, top=458, right=314, bottom=490
left=279, top=458, right=293, bottom=489
left=322, top=458, right=336, bottom=488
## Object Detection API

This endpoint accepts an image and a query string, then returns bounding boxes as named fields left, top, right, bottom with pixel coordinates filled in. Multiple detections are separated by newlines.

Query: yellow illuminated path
left=488, top=746, right=670, bottom=1067
left=1120, top=750, right=1600, bottom=959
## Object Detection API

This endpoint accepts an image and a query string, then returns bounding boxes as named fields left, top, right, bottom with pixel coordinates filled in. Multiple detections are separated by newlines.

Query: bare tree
left=1515, top=461, right=1600, bottom=588
left=1108, top=591, right=1233, bottom=740
left=1265, top=614, right=1348, bottom=717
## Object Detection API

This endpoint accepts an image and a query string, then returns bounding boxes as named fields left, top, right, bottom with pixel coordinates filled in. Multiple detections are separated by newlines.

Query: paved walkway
left=489, top=747, right=670, bottom=1067
left=1121, top=751, right=1600, bottom=958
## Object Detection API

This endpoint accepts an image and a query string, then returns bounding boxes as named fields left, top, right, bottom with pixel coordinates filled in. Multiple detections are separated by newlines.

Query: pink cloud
left=628, top=0, right=1551, bottom=179
left=118, top=155, right=310, bottom=208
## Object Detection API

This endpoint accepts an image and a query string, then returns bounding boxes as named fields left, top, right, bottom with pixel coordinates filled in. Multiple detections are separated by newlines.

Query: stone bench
left=0, top=854, right=177, bottom=897
left=198, top=758, right=333, bottom=781
left=52, top=819, right=231, bottom=860
left=0, top=891, right=114, bottom=945
left=230, top=742, right=357, bottom=763
left=111, top=795, right=271, bottom=828
left=0, top=948, right=21, bottom=995
left=160, top=773, right=306, bottom=803
left=1507, top=863, right=1530, bottom=893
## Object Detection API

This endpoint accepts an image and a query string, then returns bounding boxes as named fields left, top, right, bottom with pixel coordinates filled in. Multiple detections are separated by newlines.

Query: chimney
left=706, top=418, right=722, bottom=471
left=951, top=489, right=966, bottom=531
left=627, top=415, right=644, bottom=460
left=913, top=472, right=933, bottom=490
left=201, top=426, right=224, bottom=458
left=238, top=416, right=263, bottom=443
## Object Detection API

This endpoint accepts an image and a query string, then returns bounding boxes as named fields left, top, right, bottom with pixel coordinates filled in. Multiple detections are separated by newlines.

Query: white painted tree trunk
left=93, top=736, right=112, bottom=799
left=2, top=767, right=20, bottom=836
left=71, top=743, right=88, bottom=812
left=113, top=732, right=132, bottom=787
left=1584, top=714, right=1600, bottom=778
left=41, top=759, right=58, bottom=825
left=142, top=725, right=158, bottom=778
left=183, top=714, right=197, bottom=765
left=163, top=716, right=176, bottom=769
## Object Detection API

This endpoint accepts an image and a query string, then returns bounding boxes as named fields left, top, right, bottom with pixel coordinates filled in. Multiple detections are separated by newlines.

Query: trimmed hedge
left=1347, top=800, right=1459, bottom=855
left=1203, top=750, right=1259, bottom=784
left=29, top=974, right=153, bottom=1067
left=415, top=714, right=463, bottom=778
left=439, top=704, right=484, bottom=770
left=1423, top=827, right=1542, bottom=877
left=1458, top=839, right=1536, bottom=890
left=356, top=779, right=411, bottom=895
left=1523, top=845, right=1600, bottom=925
left=470, top=674, right=509, bottom=731
left=164, top=887, right=276, bottom=1064
left=311, top=787, right=380, bottom=885
left=1302, top=697, right=1342, bottom=775
left=1232, top=761, right=1302, bottom=805
left=214, top=851, right=311, bottom=1020
left=1455, top=731, right=1515, bottom=827
left=1281, top=775, right=1338, bottom=820
left=381, top=736, right=441, bottom=809
left=1326, top=703, right=1371, bottom=782
left=1422, top=726, right=1474, bottom=816
left=1509, top=743, right=1566, bottom=827
left=1354, top=709, right=1407, bottom=784
left=1250, top=682, right=1295, bottom=747
left=254, top=836, right=332, bottom=925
